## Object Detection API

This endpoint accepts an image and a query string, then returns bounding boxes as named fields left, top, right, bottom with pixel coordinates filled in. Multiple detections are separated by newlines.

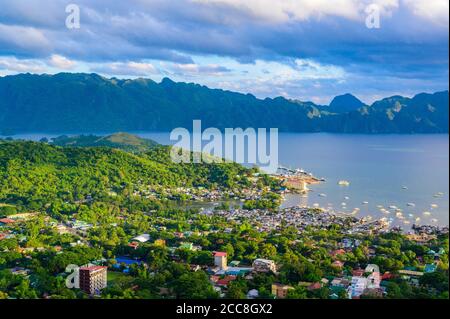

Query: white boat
left=344, top=196, right=350, bottom=200
left=431, top=218, right=438, bottom=223
left=407, top=203, right=416, bottom=207
left=362, top=201, right=369, bottom=205
left=338, top=180, right=350, bottom=186
left=377, top=205, right=384, bottom=209
left=389, top=205, right=398, bottom=210
left=431, top=204, right=438, bottom=209
left=423, top=211, right=431, bottom=216
left=341, top=202, right=347, bottom=206
left=415, top=217, right=421, bottom=222
left=402, top=186, right=408, bottom=190
left=318, top=193, right=327, bottom=197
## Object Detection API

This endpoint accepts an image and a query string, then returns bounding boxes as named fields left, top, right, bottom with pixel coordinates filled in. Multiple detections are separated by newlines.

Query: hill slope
left=51, top=132, right=159, bottom=153
left=0, top=140, right=259, bottom=206
left=0, top=73, right=448, bottom=134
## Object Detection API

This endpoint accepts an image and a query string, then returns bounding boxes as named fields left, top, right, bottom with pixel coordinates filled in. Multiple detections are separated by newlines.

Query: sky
left=0, top=0, right=448, bottom=104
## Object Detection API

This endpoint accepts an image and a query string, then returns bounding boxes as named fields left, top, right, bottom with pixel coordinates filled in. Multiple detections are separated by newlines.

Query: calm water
left=8, top=132, right=449, bottom=228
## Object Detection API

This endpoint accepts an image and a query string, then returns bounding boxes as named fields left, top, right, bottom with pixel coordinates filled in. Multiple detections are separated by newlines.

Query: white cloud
left=0, top=23, right=50, bottom=53
left=0, top=56, right=46, bottom=73
left=403, top=0, right=449, bottom=26
left=166, top=63, right=232, bottom=76
left=48, top=54, right=76, bottom=69
left=192, top=0, right=399, bottom=23
left=91, top=61, right=159, bottom=76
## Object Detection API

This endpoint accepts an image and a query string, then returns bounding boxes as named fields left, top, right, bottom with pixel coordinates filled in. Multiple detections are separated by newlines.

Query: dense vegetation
left=0, top=138, right=448, bottom=300
left=0, top=73, right=448, bottom=135
left=51, top=132, right=159, bottom=153
left=0, top=139, right=265, bottom=212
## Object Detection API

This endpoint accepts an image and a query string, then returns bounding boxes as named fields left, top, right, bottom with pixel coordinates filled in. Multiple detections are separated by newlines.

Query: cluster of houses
left=130, top=178, right=270, bottom=202
left=208, top=207, right=390, bottom=235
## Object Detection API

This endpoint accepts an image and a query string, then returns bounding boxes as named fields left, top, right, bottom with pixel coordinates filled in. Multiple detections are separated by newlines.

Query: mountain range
left=0, top=73, right=448, bottom=134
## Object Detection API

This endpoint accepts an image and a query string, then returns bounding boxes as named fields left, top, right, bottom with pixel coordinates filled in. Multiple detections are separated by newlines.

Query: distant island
left=0, top=73, right=448, bottom=134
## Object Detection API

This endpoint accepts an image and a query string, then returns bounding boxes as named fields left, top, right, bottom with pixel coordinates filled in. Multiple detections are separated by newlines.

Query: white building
left=252, top=258, right=277, bottom=273
left=349, top=264, right=381, bottom=298
left=132, top=234, right=150, bottom=243
left=213, top=252, right=228, bottom=270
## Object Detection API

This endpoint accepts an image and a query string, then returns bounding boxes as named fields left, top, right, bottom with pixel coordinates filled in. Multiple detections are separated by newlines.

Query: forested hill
left=0, top=73, right=448, bottom=134
left=0, top=140, right=260, bottom=208
left=50, top=132, right=159, bottom=153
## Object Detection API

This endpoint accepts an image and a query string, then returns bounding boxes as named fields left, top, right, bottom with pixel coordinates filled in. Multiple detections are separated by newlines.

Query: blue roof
left=424, top=264, right=437, bottom=273
left=115, top=257, right=142, bottom=265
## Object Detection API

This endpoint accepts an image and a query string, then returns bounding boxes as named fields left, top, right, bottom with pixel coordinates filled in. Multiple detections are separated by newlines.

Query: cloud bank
left=0, top=0, right=448, bottom=103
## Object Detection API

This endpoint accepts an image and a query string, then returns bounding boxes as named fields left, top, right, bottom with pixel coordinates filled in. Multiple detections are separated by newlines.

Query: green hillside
left=51, top=132, right=159, bottom=153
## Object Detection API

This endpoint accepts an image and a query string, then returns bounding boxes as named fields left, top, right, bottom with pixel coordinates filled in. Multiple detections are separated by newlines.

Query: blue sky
left=0, top=0, right=448, bottom=104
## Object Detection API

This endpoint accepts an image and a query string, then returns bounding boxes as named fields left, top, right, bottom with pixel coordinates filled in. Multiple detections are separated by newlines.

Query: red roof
left=307, top=282, right=322, bottom=290
left=382, top=272, right=394, bottom=280
left=0, top=218, right=15, bottom=224
left=216, top=279, right=230, bottom=286
left=79, top=266, right=107, bottom=271
left=330, top=249, right=346, bottom=257
left=213, top=251, right=227, bottom=257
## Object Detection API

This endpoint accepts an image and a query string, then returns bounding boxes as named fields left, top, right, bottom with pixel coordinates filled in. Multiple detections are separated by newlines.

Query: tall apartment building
left=213, top=251, right=227, bottom=270
left=79, top=266, right=107, bottom=295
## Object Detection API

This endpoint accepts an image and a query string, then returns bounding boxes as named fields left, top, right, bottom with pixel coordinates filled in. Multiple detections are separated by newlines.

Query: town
left=1, top=201, right=448, bottom=299
left=0, top=139, right=448, bottom=299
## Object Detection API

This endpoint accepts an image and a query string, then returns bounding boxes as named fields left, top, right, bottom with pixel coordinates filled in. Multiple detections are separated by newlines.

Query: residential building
left=0, top=218, right=15, bottom=226
left=252, top=258, right=277, bottom=273
left=271, top=283, right=294, bottom=299
left=349, top=276, right=368, bottom=298
left=349, top=264, right=381, bottom=298
left=213, top=252, right=228, bottom=270
left=79, top=266, right=107, bottom=295
left=132, top=234, right=150, bottom=243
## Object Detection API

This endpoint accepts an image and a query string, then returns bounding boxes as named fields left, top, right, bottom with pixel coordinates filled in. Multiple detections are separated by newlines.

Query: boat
left=377, top=205, right=383, bottom=209
left=344, top=196, right=350, bottom=200
left=402, top=186, right=408, bottom=190
left=362, top=201, right=369, bottom=205
left=415, top=217, right=421, bottom=222
left=341, top=202, right=347, bottom=206
left=431, top=218, right=438, bottom=223
left=389, top=205, right=398, bottom=210
left=423, top=211, right=431, bottom=216
left=431, top=204, right=438, bottom=209
left=338, top=180, right=350, bottom=186
left=407, top=203, right=416, bottom=207
left=318, top=193, right=327, bottom=197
